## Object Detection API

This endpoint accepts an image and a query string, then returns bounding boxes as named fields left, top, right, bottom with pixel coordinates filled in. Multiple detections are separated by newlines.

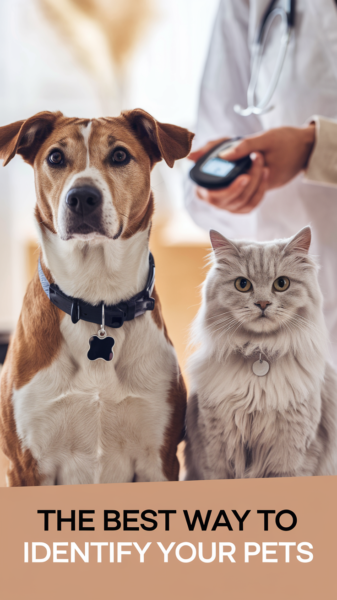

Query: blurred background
left=0, top=0, right=220, bottom=484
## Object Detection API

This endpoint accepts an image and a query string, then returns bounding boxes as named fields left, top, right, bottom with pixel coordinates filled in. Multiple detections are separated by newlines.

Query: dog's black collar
left=38, top=253, right=155, bottom=328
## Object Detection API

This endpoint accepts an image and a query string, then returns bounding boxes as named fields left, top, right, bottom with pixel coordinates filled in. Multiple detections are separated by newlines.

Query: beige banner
left=0, top=476, right=335, bottom=600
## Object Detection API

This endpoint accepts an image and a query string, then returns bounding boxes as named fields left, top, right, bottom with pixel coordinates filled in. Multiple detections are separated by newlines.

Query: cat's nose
left=255, top=301, right=271, bottom=312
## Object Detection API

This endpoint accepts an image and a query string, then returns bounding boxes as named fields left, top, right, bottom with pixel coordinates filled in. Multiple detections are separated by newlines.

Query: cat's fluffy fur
left=184, top=227, right=337, bottom=479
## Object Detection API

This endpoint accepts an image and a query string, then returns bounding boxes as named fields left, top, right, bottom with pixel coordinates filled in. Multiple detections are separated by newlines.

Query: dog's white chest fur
left=12, top=314, right=175, bottom=485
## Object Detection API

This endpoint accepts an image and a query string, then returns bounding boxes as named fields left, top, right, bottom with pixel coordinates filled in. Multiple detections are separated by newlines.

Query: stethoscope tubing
left=234, top=0, right=295, bottom=117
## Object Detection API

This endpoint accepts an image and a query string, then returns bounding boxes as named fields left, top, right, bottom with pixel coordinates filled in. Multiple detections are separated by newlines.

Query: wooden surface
left=0, top=218, right=210, bottom=486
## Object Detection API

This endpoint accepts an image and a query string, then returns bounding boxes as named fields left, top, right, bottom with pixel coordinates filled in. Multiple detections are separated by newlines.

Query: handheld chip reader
left=189, top=138, right=252, bottom=190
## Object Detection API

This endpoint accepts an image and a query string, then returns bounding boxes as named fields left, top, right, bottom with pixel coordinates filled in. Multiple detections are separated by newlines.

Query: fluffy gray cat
left=184, top=226, right=337, bottom=479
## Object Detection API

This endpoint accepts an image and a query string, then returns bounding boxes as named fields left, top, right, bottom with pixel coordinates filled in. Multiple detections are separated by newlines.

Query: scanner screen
left=201, top=157, right=235, bottom=177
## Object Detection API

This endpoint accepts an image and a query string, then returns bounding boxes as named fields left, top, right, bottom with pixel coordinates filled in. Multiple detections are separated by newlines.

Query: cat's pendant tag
left=87, top=303, right=114, bottom=362
left=252, top=353, right=270, bottom=377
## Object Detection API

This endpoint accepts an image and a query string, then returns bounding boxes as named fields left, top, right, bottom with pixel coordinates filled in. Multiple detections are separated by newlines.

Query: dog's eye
left=273, top=276, right=290, bottom=292
left=111, top=148, right=130, bottom=165
left=235, top=277, right=252, bottom=292
left=47, top=150, right=64, bottom=166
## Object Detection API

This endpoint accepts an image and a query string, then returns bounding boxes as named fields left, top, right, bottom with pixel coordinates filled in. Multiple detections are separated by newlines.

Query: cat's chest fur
left=191, top=349, right=324, bottom=477
left=197, top=351, right=323, bottom=411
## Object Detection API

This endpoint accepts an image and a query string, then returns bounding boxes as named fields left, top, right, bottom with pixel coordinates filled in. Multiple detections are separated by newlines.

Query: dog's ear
left=0, top=111, right=62, bottom=166
left=122, top=108, right=194, bottom=168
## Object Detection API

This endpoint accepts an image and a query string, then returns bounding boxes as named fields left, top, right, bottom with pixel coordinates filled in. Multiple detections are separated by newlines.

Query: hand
left=188, top=125, right=316, bottom=214
left=189, top=138, right=269, bottom=214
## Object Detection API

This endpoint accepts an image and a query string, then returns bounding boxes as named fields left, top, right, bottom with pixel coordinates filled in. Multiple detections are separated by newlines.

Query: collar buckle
left=134, top=297, right=155, bottom=318
left=109, top=310, right=125, bottom=328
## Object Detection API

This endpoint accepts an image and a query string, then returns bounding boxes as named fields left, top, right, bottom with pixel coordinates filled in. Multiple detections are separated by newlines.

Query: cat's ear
left=284, top=226, right=311, bottom=255
left=210, top=230, right=238, bottom=255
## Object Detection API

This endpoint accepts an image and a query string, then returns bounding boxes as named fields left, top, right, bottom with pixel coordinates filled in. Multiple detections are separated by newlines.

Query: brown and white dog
left=0, top=109, right=193, bottom=486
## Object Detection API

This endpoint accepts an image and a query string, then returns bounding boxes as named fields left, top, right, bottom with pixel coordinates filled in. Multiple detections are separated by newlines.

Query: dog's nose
left=255, top=301, right=271, bottom=312
left=66, top=186, right=102, bottom=216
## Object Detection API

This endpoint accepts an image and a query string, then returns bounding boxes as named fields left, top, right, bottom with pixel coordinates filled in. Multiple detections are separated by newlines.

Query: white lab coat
left=185, top=0, right=337, bottom=362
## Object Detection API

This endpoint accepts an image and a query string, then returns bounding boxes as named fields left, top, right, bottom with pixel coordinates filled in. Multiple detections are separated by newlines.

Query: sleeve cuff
left=305, top=116, right=337, bottom=186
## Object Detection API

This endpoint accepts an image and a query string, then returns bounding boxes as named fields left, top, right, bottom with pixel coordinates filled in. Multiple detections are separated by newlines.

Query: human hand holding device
left=189, top=138, right=252, bottom=190
left=189, top=138, right=268, bottom=214
left=189, top=124, right=316, bottom=214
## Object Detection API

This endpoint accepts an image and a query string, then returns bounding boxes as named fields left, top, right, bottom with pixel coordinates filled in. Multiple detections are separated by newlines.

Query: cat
left=184, top=226, right=337, bottom=479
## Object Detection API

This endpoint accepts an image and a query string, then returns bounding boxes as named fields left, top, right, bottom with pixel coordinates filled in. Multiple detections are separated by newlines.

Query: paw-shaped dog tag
left=87, top=334, right=115, bottom=362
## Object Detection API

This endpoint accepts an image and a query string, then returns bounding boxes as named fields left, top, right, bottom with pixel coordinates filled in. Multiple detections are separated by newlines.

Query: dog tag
left=87, top=303, right=114, bottom=362
left=87, top=333, right=114, bottom=361
left=252, top=353, right=270, bottom=377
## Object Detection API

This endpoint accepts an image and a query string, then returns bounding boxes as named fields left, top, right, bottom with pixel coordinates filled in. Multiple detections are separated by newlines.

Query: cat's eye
left=273, top=276, right=290, bottom=292
left=235, top=277, right=252, bottom=293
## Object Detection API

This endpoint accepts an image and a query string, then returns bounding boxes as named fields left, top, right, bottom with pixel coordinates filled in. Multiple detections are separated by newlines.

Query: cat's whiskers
left=276, top=308, right=322, bottom=336
left=207, top=319, right=239, bottom=335
left=279, top=318, right=293, bottom=339
left=204, top=307, right=253, bottom=341
left=203, top=307, right=251, bottom=332
left=288, top=319, right=320, bottom=338
left=207, top=313, right=244, bottom=334
left=276, top=307, right=313, bottom=323
left=202, top=313, right=238, bottom=329
left=290, top=314, right=320, bottom=331
left=203, top=310, right=234, bottom=323
left=226, top=318, right=247, bottom=345
left=276, top=312, right=307, bottom=333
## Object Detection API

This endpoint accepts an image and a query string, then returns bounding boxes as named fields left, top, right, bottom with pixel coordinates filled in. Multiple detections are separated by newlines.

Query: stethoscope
left=234, top=0, right=296, bottom=116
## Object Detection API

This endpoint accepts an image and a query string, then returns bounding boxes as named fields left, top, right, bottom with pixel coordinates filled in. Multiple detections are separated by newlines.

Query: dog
left=0, top=109, right=193, bottom=486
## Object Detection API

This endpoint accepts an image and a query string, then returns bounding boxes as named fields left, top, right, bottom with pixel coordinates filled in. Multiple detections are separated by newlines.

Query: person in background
left=185, top=0, right=337, bottom=362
